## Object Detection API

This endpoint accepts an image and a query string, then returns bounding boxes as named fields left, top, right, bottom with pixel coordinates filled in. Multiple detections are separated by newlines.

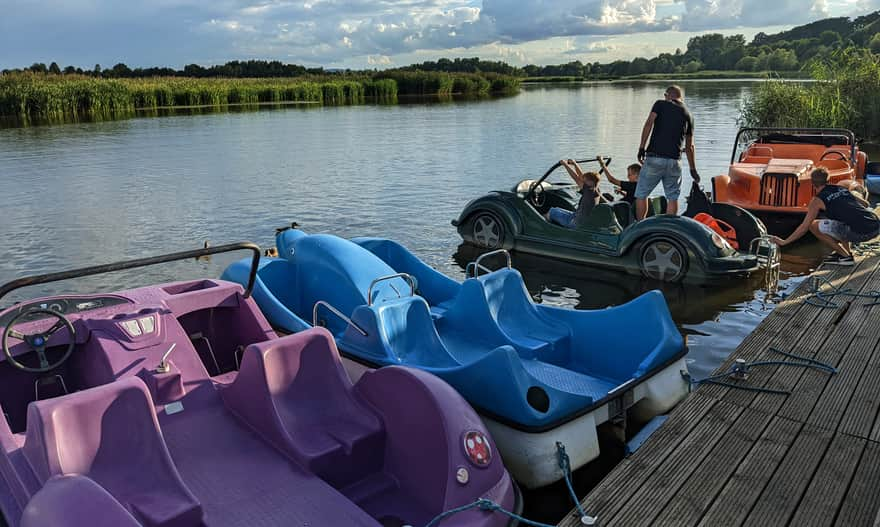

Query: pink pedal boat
left=0, top=243, right=518, bottom=527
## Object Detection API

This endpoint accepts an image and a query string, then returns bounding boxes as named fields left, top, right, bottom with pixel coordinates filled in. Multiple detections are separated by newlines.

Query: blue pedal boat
left=222, top=227, right=689, bottom=488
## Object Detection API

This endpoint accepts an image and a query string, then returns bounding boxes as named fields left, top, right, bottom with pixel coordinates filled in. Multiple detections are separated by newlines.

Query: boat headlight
left=462, top=430, right=492, bottom=468
left=711, top=232, right=733, bottom=252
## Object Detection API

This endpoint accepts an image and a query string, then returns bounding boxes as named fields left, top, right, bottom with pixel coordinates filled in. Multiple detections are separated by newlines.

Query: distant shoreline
left=522, top=71, right=811, bottom=83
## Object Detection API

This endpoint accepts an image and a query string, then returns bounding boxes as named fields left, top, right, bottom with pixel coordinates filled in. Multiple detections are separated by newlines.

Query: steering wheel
left=820, top=150, right=849, bottom=162
left=529, top=183, right=546, bottom=207
left=2, top=309, right=76, bottom=373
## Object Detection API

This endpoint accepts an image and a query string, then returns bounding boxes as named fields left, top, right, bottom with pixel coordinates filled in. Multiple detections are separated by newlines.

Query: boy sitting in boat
left=598, top=157, right=640, bottom=205
left=769, top=168, right=880, bottom=265
left=547, top=158, right=605, bottom=228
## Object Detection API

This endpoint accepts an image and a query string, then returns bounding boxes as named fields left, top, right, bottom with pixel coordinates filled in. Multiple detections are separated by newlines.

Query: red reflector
left=463, top=431, right=492, bottom=467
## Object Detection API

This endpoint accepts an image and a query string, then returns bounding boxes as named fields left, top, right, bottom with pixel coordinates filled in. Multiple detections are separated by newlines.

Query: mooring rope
left=423, top=442, right=598, bottom=526
left=683, top=347, right=837, bottom=395
left=804, top=274, right=880, bottom=308
left=423, top=498, right=555, bottom=527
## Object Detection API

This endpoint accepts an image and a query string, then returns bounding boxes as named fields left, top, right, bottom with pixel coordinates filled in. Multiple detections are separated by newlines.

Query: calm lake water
left=0, top=81, right=824, bottom=380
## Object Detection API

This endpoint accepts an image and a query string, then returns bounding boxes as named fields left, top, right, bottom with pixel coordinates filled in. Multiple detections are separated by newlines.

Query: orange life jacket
left=694, top=213, right=739, bottom=249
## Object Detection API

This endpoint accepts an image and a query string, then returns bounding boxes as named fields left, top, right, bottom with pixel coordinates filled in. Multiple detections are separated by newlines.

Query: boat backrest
left=371, top=297, right=460, bottom=368
left=22, top=377, right=203, bottom=526
left=477, top=269, right=571, bottom=361
left=282, top=234, right=412, bottom=333
left=577, top=203, right=622, bottom=232
left=612, top=201, right=632, bottom=228
left=352, top=237, right=460, bottom=306
left=21, top=475, right=142, bottom=527
left=221, top=329, right=384, bottom=485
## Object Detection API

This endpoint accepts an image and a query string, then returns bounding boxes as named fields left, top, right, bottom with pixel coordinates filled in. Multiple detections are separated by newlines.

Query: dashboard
left=0, top=296, right=131, bottom=328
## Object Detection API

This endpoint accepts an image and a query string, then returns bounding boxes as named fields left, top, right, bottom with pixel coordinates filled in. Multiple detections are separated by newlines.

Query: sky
left=1, top=0, right=879, bottom=70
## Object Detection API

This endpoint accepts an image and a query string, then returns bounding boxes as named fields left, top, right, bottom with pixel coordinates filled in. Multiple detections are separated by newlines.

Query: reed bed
left=0, top=70, right=519, bottom=123
left=0, top=75, right=371, bottom=122
left=740, top=48, right=880, bottom=140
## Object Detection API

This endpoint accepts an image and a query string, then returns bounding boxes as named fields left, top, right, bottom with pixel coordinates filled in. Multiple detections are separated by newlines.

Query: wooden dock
left=559, top=254, right=880, bottom=527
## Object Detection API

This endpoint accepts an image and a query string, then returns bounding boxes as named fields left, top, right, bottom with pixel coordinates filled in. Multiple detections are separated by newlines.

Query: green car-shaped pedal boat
left=453, top=158, right=773, bottom=283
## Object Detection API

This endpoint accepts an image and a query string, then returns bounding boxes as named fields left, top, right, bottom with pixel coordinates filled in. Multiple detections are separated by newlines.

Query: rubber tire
left=467, top=211, right=508, bottom=250
left=637, top=237, right=689, bottom=283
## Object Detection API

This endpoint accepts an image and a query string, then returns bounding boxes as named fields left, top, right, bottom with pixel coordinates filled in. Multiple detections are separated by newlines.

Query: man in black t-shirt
left=769, top=168, right=880, bottom=265
left=634, top=85, right=699, bottom=219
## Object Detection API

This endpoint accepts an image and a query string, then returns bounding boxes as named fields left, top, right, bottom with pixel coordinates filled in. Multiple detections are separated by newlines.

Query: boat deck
left=558, top=253, right=880, bottom=527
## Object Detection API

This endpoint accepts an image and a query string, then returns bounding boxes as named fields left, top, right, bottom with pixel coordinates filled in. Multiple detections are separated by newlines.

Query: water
left=0, top=81, right=824, bottom=381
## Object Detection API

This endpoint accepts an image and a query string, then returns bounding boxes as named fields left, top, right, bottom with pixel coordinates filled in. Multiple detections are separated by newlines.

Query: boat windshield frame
left=0, top=242, right=262, bottom=308
left=731, top=127, right=856, bottom=166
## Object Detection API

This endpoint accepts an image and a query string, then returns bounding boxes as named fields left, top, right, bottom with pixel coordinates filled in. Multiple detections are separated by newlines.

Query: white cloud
left=367, top=54, right=393, bottom=65
left=678, top=0, right=829, bottom=30
left=0, top=0, right=876, bottom=70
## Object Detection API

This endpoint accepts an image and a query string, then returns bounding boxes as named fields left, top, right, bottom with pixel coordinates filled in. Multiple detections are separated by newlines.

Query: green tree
left=820, top=30, right=841, bottom=46
left=735, top=56, right=760, bottom=71
left=93, top=64, right=102, bottom=77
left=683, top=60, right=703, bottom=73
left=871, top=33, right=880, bottom=54
left=48, top=62, right=61, bottom=74
left=766, top=49, right=798, bottom=70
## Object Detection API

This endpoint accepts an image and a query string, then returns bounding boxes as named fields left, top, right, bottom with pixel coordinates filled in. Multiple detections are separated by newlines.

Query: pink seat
left=22, top=377, right=203, bottom=527
left=21, top=475, right=142, bottom=527
left=222, top=328, right=385, bottom=488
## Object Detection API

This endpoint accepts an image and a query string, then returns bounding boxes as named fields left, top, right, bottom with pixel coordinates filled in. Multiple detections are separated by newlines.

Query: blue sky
left=1, top=0, right=878, bottom=70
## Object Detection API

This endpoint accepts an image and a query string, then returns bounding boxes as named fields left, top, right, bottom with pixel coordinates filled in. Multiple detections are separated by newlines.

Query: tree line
left=4, top=10, right=879, bottom=80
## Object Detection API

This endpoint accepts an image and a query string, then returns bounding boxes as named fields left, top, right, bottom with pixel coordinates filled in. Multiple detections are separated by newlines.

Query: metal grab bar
left=312, top=301, right=368, bottom=337
left=470, top=249, right=513, bottom=278
left=749, top=236, right=780, bottom=269
left=366, top=273, right=415, bottom=306
left=465, top=262, right=493, bottom=278
left=0, top=242, right=262, bottom=302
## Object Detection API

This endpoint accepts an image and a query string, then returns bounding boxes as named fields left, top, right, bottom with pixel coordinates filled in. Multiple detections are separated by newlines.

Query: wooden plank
left=709, top=264, right=859, bottom=408
left=556, top=255, right=880, bottom=527
left=650, top=406, right=774, bottom=526
left=742, top=423, right=833, bottom=526
left=605, top=400, right=742, bottom=527
left=774, top=261, right=880, bottom=426
left=697, top=416, right=802, bottom=527
left=836, top=441, right=880, bottom=527
left=745, top=260, right=878, bottom=416
left=838, top=361, right=880, bottom=439
left=787, top=433, right=865, bottom=527
left=559, top=393, right=719, bottom=526
left=807, top=332, right=880, bottom=431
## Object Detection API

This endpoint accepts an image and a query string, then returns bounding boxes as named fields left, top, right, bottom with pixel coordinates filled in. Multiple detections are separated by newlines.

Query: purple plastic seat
left=21, top=475, right=141, bottom=527
left=221, top=328, right=385, bottom=487
left=21, top=377, right=203, bottom=527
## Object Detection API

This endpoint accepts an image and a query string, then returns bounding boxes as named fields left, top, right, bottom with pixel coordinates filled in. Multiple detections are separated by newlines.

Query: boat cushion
left=221, top=329, right=385, bottom=488
left=22, top=377, right=203, bottom=527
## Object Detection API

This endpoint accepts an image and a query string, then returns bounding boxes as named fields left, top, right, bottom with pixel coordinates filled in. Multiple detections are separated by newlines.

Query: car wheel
left=638, top=238, right=688, bottom=282
left=470, top=212, right=507, bottom=249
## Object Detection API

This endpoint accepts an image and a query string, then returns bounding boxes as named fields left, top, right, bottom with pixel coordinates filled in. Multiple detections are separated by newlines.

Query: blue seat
left=222, top=230, right=685, bottom=429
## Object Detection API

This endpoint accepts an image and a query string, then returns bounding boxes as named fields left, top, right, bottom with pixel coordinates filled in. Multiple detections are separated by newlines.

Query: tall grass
left=0, top=70, right=520, bottom=123
left=740, top=48, right=880, bottom=140
left=375, top=70, right=520, bottom=96
left=0, top=74, right=377, bottom=122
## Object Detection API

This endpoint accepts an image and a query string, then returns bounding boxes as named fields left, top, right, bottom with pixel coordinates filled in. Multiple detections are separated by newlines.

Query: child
left=546, top=159, right=603, bottom=228
left=598, top=158, right=640, bottom=206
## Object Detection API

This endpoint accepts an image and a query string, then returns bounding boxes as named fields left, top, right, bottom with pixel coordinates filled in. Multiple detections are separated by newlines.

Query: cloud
left=0, top=0, right=872, bottom=69
left=677, top=0, right=829, bottom=31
